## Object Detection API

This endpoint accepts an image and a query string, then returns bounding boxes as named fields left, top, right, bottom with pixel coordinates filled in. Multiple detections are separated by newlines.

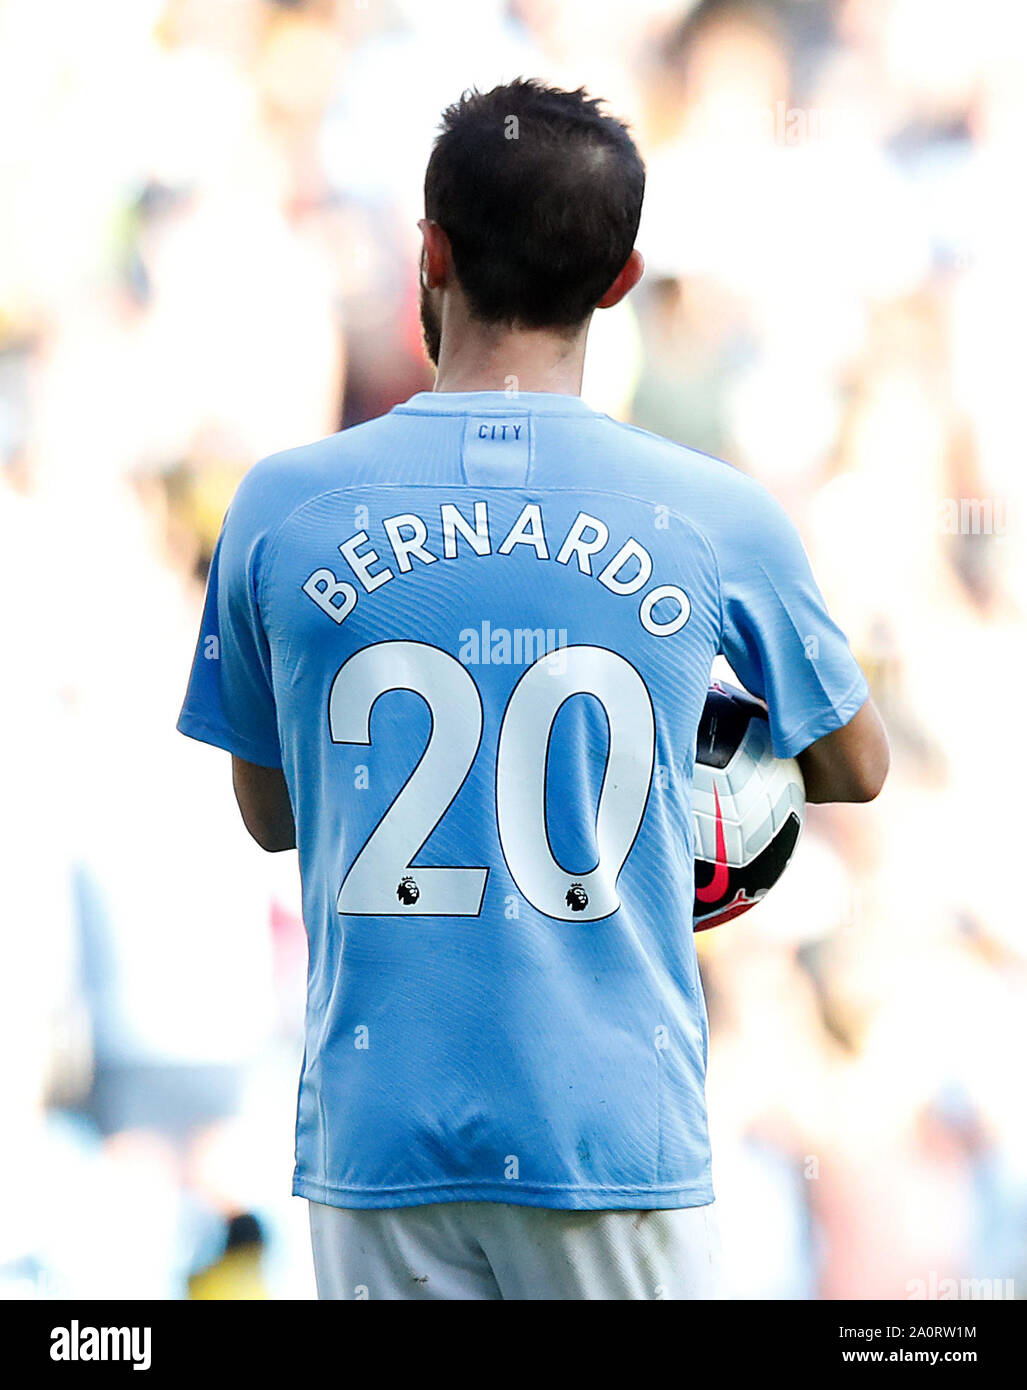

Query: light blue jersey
left=178, top=390, right=868, bottom=1210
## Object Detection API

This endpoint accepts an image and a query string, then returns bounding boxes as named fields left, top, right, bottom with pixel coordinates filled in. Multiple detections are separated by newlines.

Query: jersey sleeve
left=716, top=479, right=869, bottom=760
left=177, top=483, right=283, bottom=769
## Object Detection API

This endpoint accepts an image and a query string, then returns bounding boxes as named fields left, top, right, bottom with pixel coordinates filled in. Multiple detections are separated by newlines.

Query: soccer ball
left=692, top=681, right=805, bottom=931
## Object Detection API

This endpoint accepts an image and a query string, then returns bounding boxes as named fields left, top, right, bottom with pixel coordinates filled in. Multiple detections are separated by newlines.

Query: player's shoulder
left=243, top=412, right=396, bottom=490
left=600, top=415, right=742, bottom=486
left=591, top=417, right=805, bottom=580
left=596, top=415, right=785, bottom=523
left=228, top=414, right=398, bottom=533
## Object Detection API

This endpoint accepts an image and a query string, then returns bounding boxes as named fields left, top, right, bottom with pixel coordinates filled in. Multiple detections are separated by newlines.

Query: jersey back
left=179, top=389, right=868, bottom=1210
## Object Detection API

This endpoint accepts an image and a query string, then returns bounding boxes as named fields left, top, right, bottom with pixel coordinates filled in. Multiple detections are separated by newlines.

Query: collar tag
left=460, top=415, right=533, bottom=486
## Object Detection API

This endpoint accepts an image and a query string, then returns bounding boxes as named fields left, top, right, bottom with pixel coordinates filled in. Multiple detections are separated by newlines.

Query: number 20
left=329, top=641, right=655, bottom=922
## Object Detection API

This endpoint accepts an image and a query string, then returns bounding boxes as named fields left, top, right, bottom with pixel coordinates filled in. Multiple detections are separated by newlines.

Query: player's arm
left=715, top=473, right=889, bottom=807
left=795, top=697, right=889, bottom=804
left=178, top=463, right=297, bottom=841
left=232, top=756, right=296, bottom=852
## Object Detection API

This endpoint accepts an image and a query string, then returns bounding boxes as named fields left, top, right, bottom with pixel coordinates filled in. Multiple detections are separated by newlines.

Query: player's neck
left=432, top=321, right=589, bottom=397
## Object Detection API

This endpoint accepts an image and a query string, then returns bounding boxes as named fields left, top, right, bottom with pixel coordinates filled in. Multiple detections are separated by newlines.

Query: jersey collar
left=394, top=390, right=600, bottom=417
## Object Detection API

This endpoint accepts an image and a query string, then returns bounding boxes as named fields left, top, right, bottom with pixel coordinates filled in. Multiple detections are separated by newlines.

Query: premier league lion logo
left=397, top=876, right=420, bottom=906
left=565, top=882, right=589, bottom=912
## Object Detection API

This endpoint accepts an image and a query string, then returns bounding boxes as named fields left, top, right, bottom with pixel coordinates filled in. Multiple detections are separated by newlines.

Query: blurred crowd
left=1, top=0, right=1024, bottom=1299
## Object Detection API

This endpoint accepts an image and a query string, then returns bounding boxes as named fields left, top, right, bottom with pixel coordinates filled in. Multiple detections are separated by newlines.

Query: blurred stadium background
left=1, top=0, right=1024, bottom=1300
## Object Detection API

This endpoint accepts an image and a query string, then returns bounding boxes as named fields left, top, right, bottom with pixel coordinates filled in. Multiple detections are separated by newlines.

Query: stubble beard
left=419, top=281, right=441, bottom=368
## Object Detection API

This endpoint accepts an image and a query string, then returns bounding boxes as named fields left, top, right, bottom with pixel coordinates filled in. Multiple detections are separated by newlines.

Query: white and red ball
left=692, top=681, right=805, bottom=930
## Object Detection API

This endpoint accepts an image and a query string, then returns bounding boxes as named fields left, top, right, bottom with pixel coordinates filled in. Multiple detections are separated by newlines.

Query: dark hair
left=424, top=79, right=645, bottom=331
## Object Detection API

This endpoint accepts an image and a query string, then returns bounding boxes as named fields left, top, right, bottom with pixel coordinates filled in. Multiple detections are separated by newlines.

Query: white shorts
left=308, top=1199, right=721, bottom=1300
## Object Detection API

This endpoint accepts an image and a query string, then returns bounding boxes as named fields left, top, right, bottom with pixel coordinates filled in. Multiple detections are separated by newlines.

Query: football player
left=179, top=79, right=888, bottom=1300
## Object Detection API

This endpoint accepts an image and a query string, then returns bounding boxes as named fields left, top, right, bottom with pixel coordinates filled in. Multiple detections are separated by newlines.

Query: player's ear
left=418, top=218, right=453, bottom=290
left=596, top=249, right=644, bottom=310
